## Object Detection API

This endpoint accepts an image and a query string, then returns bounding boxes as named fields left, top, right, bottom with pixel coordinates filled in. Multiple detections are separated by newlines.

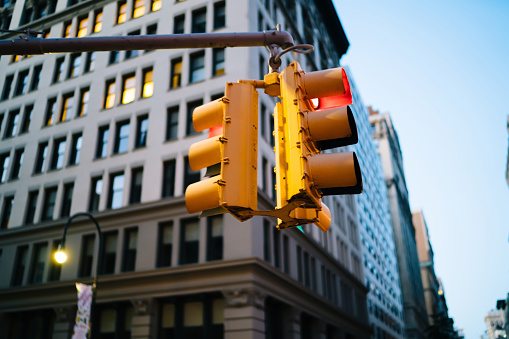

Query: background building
left=369, top=108, right=428, bottom=338
left=0, top=0, right=371, bottom=338
left=484, top=309, right=506, bottom=339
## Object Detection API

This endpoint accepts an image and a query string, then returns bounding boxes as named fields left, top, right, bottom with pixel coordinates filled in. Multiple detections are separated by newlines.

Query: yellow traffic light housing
left=185, top=82, right=258, bottom=221
left=275, top=62, right=363, bottom=231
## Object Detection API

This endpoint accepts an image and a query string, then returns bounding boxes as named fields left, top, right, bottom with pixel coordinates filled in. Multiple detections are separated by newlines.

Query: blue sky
left=332, top=0, right=509, bottom=337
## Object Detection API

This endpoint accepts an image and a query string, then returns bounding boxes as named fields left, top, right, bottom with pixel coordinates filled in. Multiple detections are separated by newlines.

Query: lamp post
left=55, top=212, right=103, bottom=339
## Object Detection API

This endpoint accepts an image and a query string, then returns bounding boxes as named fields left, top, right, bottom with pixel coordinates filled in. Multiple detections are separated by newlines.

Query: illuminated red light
left=310, top=67, right=352, bottom=110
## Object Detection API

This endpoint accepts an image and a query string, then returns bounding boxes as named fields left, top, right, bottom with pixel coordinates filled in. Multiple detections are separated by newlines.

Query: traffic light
left=274, top=62, right=362, bottom=231
left=185, top=82, right=258, bottom=221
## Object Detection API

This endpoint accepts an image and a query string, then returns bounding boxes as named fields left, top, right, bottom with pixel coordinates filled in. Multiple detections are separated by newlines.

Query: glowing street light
left=54, top=245, right=67, bottom=264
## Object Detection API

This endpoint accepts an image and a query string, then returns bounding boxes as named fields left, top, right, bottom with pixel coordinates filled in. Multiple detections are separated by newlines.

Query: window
left=283, top=235, right=290, bottom=274
left=20, top=104, right=33, bottom=133
left=0, top=152, right=9, bottom=183
left=117, top=1, right=127, bottom=24
left=162, top=159, right=176, bottom=198
left=79, top=234, right=95, bottom=277
left=125, top=30, right=141, bottom=59
left=68, top=53, right=81, bottom=78
left=207, top=215, right=223, bottom=261
left=14, top=69, right=29, bottom=96
left=47, top=240, right=62, bottom=281
left=89, top=176, right=103, bottom=212
left=53, top=57, right=65, bottom=83
left=10, top=148, right=23, bottom=180
left=122, top=74, right=136, bottom=104
left=173, top=14, right=185, bottom=34
left=142, top=67, right=153, bottom=98
left=41, top=186, right=57, bottom=221
left=213, top=1, right=225, bottom=30
left=0, top=195, right=13, bottom=229
left=170, top=58, right=183, bottom=89
left=135, top=115, right=148, bottom=148
left=97, top=305, right=134, bottom=338
left=63, top=21, right=72, bottom=38
left=166, top=106, right=179, bottom=140
left=179, top=218, right=199, bottom=265
left=212, top=48, right=225, bottom=76
left=114, top=120, right=130, bottom=153
left=297, top=246, right=303, bottom=283
left=186, top=100, right=202, bottom=136
left=122, top=228, right=138, bottom=272
left=109, top=50, right=120, bottom=64
left=263, top=220, right=271, bottom=262
left=273, top=227, right=280, bottom=269
left=133, top=0, right=145, bottom=18
left=34, top=141, right=49, bottom=173
left=94, top=10, right=103, bottom=33
left=151, top=0, right=161, bottom=11
left=50, top=137, right=66, bottom=170
left=183, top=156, right=200, bottom=190
left=189, top=51, right=205, bottom=83
left=1, top=74, right=13, bottom=100
left=96, top=125, right=109, bottom=158
left=77, top=16, right=88, bottom=37
left=192, top=8, right=206, bottom=33
left=60, top=92, right=74, bottom=122
left=11, top=245, right=28, bottom=286
left=29, top=243, right=48, bottom=284
left=261, top=157, right=267, bottom=192
left=24, top=190, right=39, bottom=225
left=4, top=109, right=19, bottom=138
left=108, top=172, right=125, bottom=209
left=68, top=133, right=82, bottom=165
left=84, top=52, right=96, bottom=72
left=44, top=97, right=56, bottom=126
left=104, top=79, right=116, bottom=109
left=60, top=182, right=74, bottom=217
left=129, top=167, right=143, bottom=204
left=157, top=221, right=173, bottom=267
left=78, top=87, right=90, bottom=117
left=10, top=55, right=20, bottom=64
left=30, top=64, right=42, bottom=91
left=101, top=232, right=118, bottom=274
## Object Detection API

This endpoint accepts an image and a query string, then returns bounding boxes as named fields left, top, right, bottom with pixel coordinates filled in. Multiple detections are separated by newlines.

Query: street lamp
left=55, top=212, right=103, bottom=339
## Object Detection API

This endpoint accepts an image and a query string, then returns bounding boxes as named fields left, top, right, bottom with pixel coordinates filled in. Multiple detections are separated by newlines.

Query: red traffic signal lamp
left=185, top=82, right=258, bottom=221
left=274, top=62, right=363, bottom=231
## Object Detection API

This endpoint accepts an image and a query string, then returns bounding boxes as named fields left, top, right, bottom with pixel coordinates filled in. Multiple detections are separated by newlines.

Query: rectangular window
left=273, top=227, right=280, bottom=269
left=11, top=245, right=28, bottom=286
left=68, top=53, right=81, bottom=78
left=129, top=167, right=143, bottom=204
left=77, top=16, right=88, bottom=37
left=96, top=125, right=109, bottom=158
left=125, top=31, right=141, bottom=59
left=142, top=67, right=153, bottom=98
left=63, top=21, right=72, bottom=38
left=0, top=195, right=14, bottom=229
left=30, top=64, right=43, bottom=91
left=41, top=186, right=57, bottom=221
left=1, top=74, right=13, bottom=100
left=101, top=232, right=118, bottom=275
left=213, top=1, right=225, bottom=30
left=10, top=148, right=23, bottom=180
left=186, top=100, right=202, bottom=135
left=162, top=159, right=176, bottom=198
left=94, top=10, right=103, bottom=33
left=104, top=79, right=116, bottom=109
left=157, top=221, right=173, bottom=267
left=297, top=245, right=303, bottom=283
left=47, top=240, right=62, bottom=281
left=212, top=48, right=225, bottom=76
left=283, top=235, right=290, bottom=274
left=53, top=57, right=65, bottom=83
left=166, top=106, right=179, bottom=141
left=89, top=176, right=103, bottom=212
left=60, top=92, right=74, bottom=122
left=117, top=1, right=127, bottom=24
left=29, top=242, right=48, bottom=284
left=0, top=152, right=10, bottom=183
left=183, top=156, right=200, bottom=190
left=133, top=0, right=145, bottom=18
left=114, top=120, right=130, bottom=154
left=179, top=218, right=199, bottom=265
left=14, top=69, right=29, bottom=96
left=25, top=190, right=39, bottom=225
left=170, top=58, right=182, bottom=89
left=122, top=227, right=138, bottom=272
left=109, top=50, right=120, bottom=65
left=135, top=115, right=148, bottom=148
left=147, top=23, right=157, bottom=35
left=44, top=97, right=56, bottom=126
left=4, top=109, right=19, bottom=138
left=78, top=87, right=90, bottom=117
left=192, top=7, right=206, bottom=33
left=207, top=215, right=223, bottom=261
left=50, top=137, right=66, bottom=170
left=60, top=182, right=74, bottom=217
left=84, top=52, right=96, bottom=72
left=34, top=142, right=48, bottom=174
left=108, top=172, right=125, bottom=209
left=68, top=132, right=83, bottom=166
left=173, top=14, right=185, bottom=34
left=311, top=258, right=317, bottom=291
left=189, top=51, right=205, bottom=83
left=20, top=104, right=33, bottom=133
left=263, top=220, right=271, bottom=262
left=122, top=74, right=136, bottom=104
left=79, top=234, right=95, bottom=277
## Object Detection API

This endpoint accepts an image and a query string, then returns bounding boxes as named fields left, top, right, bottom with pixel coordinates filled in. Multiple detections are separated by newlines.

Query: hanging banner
left=72, top=282, right=93, bottom=339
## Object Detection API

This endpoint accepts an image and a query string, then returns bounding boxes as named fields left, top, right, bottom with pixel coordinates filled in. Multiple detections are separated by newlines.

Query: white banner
left=72, top=283, right=93, bottom=339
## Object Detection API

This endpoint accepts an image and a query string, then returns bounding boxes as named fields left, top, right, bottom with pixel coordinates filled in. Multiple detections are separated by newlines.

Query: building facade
left=0, top=0, right=371, bottom=338
left=369, top=108, right=428, bottom=338
left=345, top=69, right=406, bottom=339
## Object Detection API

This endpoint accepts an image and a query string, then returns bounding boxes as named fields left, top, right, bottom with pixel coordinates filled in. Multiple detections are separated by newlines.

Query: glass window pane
left=184, top=302, right=203, bottom=327
left=162, top=303, right=175, bottom=328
